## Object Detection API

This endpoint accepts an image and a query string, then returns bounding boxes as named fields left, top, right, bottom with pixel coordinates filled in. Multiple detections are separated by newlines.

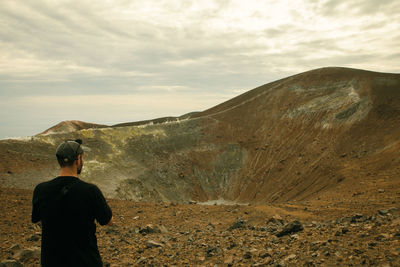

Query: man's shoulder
left=74, top=179, right=103, bottom=196
left=34, top=176, right=102, bottom=196
left=33, top=178, right=57, bottom=191
left=34, top=177, right=91, bottom=192
left=33, top=177, right=65, bottom=200
left=76, top=179, right=99, bottom=189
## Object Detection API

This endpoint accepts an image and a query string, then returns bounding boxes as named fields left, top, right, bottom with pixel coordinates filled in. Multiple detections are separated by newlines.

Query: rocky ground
left=1, top=187, right=399, bottom=267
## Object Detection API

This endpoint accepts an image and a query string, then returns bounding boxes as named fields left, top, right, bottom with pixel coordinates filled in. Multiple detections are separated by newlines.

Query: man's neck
left=59, top=167, right=78, bottom=178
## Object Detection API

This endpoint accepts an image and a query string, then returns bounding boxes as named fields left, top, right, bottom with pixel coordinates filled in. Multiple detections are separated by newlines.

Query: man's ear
left=77, top=153, right=84, bottom=162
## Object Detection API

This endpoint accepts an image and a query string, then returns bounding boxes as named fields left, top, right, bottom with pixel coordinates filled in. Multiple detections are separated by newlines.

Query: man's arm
left=106, top=216, right=114, bottom=226
left=91, top=185, right=113, bottom=226
left=31, top=186, right=41, bottom=223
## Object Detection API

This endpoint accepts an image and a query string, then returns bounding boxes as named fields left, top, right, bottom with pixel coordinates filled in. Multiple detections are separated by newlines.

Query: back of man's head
left=56, top=139, right=84, bottom=167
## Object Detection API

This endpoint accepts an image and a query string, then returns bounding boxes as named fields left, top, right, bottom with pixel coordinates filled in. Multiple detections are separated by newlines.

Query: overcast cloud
left=1, top=0, right=399, bottom=138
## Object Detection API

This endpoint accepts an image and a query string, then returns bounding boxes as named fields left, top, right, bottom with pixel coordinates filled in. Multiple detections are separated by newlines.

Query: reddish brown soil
left=194, top=67, right=400, bottom=203
left=1, top=187, right=399, bottom=266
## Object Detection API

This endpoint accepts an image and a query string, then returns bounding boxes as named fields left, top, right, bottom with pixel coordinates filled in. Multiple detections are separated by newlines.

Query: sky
left=0, top=0, right=399, bottom=139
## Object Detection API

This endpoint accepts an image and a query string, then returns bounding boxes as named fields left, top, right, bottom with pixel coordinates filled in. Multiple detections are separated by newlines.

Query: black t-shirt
left=32, top=176, right=112, bottom=267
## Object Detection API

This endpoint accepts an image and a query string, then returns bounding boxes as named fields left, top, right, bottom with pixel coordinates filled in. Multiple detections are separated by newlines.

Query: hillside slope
left=194, top=67, right=400, bottom=203
left=1, top=67, right=399, bottom=204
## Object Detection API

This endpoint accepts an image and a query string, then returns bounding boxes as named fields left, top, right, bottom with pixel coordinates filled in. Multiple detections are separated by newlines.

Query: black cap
left=56, top=139, right=84, bottom=163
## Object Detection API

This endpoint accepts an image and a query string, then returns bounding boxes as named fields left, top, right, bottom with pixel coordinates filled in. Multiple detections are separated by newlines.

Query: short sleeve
left=31, top=185, right=41, bottom=223
left=91, top=185, right=112, bottom=225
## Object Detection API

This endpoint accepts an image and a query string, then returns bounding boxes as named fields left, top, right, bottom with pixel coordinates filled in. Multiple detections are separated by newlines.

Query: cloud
left=321, top=0, right=400, bottom=17
left=0, top=0, right=399, bottom=138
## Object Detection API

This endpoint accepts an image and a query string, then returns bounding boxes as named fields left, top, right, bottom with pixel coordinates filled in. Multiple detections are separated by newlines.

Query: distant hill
left=38, top=112, right=202, bottom=134
left=1, top=67, right=399, bottom=205
left=111, top=112, right=200, bottom=128
left=39, top=120, right=109, bottom=135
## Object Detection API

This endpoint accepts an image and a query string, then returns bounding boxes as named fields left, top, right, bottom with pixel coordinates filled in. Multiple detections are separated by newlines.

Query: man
left=32, top=139, right=113, bottom=267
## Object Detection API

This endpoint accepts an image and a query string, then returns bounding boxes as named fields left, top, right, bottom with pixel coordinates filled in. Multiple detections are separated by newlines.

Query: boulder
left=276, top=220, right=303, bottom=237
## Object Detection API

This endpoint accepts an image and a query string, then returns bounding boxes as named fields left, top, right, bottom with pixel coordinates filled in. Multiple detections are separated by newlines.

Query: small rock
left=105, top=226, right=120, bottom=235
left=228, top=218, right=246, bottom=231
left=342, top=227, right=349, bottom=234
left=243, top=250, right=252, bottom=259
left=145, top=240, right=163, bottom=248
left=13, top=247, right=40, bottom=262
left=139, top=224, right=161, bottom=235
left=351, top=214, right=367, bottom=223
left=285, top=254, right=296, bottom=261
left=378, top=209, right=389, bottom=216
left=252, top=263, right=268, bottom=267
left=310, top=241, right=322, bottom=251
left=267, top=216, right=284, bottom=226
left=267, top=226, right=279, bottom=234
left=378, top=189, right=385, bottom=193
left=260, top=252, right=272, bottom=258
left=304, top=259, right=314, bottom=266
left=136, top=257, right=147, bottom=264
left=291, top=234, right=299, bottom=240
left=276, top=220, right=303, bottom=237
left=159, top=225, right=169, bottom=233
left=226, top=242, right=236, bottom=250
left=26, top=233, right=40, bottom=242
left=376, top=234, right=390, bottom=241
left=9, top=244, right=21, bottom=254
left=197, top=255, right=205, bottom=261
left=206, top=247, right=219, bottom=257
left=224, top=255, right=234, bottom=264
